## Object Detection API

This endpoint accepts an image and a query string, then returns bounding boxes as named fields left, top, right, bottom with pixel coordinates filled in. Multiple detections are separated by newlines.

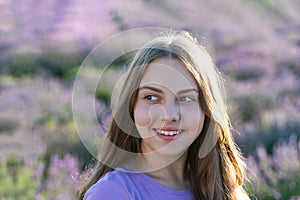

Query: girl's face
left=134, top=57, right=205, bottom=157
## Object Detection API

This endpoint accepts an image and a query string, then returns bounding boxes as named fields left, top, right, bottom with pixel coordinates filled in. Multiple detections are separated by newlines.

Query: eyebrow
left=139, top=86, right=198, bottom=95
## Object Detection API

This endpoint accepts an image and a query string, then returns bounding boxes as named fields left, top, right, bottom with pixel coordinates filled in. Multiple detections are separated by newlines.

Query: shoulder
left=83, top=169, right=136, bottom=200
left=83, top=168, right=194, bottom=200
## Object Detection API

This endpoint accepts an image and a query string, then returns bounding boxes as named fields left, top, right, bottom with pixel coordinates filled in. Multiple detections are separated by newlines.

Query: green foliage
left=276, top=172, right=300, bottom=199
left=0, top=156, right=39, bottom=200
left=35, top=113, right=93, bottom=174
left=234, top=94, right=273, bottom=123
left=278, top=60, right=300, bottom=78
left=95, top=87, right=111, bottom=104
left=37, top=48, right=81, bottom=80
left=42, top=134, right=93, bottom=174
left=247, top=171, right=300, bottom=199
left=34, top=104, right=72, bottom=128
left=0, top=117, right=19, bottom=134
left=224, top=66, right=265, bottom=82
left=70, top=141, right=94, bottom=171
left=0, top=51, right=37, bottom=77
left=235, top=68, right=265, bottom=81
left=238, top=121, right=300, bottom=156
left=246, top=136, right=300, bottom=199
left=0, top=44, right=84, bottom=81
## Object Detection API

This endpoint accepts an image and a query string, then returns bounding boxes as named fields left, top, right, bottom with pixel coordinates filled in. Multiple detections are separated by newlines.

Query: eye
left=144, top=94, right=159, bottom=102
left=179, top=96, right=194, bottom=102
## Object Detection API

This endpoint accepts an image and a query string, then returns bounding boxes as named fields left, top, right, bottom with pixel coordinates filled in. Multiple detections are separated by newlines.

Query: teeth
left=157, top=130, right=180, bottom=136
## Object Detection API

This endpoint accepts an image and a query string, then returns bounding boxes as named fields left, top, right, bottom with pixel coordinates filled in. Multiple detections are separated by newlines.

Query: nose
left=161, top=100, right=180, bottom=122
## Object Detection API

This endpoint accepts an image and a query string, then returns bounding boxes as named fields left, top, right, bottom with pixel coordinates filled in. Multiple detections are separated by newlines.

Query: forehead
left=139, top=57, right=197, bottom=92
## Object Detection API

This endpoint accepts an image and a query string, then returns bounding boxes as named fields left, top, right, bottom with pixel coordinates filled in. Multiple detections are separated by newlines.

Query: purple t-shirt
left=84, top=168, right=194, bottom=200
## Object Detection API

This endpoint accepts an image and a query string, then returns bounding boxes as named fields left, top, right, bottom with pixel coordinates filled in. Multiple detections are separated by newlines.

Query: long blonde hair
left=78, top=31, right=249, bottom=200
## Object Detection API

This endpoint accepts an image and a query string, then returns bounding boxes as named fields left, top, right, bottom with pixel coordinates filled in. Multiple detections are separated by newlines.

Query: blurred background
left=0, top=0, right=299, bottom=199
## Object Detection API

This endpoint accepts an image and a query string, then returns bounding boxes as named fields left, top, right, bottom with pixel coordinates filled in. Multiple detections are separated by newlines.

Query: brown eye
left=144, top=94, right=159, bottom=102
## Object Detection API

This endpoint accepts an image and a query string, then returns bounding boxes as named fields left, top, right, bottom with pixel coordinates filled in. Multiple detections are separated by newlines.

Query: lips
left=157, top=129, right=180, bottom=136
left=154, top=127, right=182, bottom=141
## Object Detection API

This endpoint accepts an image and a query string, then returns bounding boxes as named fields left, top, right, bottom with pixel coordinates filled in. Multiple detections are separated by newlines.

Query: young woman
left=78, top=31, right=249, bottom=200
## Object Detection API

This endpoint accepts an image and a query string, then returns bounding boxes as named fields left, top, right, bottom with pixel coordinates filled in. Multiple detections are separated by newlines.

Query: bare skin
left=132, top=57, right=205, bottom=190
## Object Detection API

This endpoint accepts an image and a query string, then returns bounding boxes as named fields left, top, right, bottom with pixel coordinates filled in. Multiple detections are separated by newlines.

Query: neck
left=132, top=151, right=190, bottom=189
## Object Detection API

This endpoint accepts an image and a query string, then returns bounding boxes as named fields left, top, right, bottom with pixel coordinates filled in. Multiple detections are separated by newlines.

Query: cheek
left=183, top=106, right=205, bottom=133
left=134, top=103, right=163, bottom=127
left=134, top=104, right=152, bottom=127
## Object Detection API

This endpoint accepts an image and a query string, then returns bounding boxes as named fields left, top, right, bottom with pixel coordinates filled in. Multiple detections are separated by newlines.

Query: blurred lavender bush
left=0, top=155, right=39, bottom=199
left=246, top=136, right=300, bottom=199
left=0, top=153, right=84, bottom=199
left=0, top=0, right=299, bottom=199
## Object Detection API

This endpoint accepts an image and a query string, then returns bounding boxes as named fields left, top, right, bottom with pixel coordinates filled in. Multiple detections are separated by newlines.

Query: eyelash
left=179, top=96, right=195, bottom=102
left=143, top=94, right=160, bottom=102
left=143, top=94, right=195, bottom=103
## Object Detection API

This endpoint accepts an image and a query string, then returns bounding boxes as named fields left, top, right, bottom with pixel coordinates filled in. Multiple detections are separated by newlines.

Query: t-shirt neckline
left=116, top=165, right=192, bottom=196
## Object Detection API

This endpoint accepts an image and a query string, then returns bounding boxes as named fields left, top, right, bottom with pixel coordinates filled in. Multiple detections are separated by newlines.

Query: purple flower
left=42, top=153, right=81, bottom=199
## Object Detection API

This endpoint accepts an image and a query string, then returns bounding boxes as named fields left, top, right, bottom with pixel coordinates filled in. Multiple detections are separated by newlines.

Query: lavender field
left=0, top=0, right=300, bottom=199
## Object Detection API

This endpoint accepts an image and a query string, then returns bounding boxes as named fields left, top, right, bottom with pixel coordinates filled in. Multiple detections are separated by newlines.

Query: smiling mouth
left=156, top=129, right=181, bottom=136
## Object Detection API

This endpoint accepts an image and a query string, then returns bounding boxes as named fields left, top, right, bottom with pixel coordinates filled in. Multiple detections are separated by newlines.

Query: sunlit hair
left=78, top=31, right=249, bottom=200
